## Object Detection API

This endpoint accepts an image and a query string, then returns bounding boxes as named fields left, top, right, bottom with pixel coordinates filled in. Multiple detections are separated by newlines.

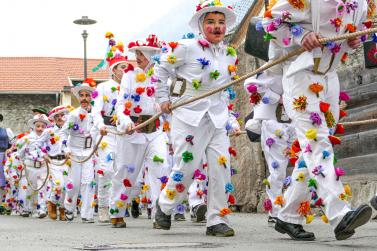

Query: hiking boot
left=191, top=204, right=207, bottom=223
left=206, top=223, right=235, bottom=237
left=154, top=199, right=171, bottom=230
left=334, top=204, right=372, bottom=240
left=131, top=199, right=140, bottom=218
left=274, top=218, right=315, bottom=241
left=111, top=217, right=127, bottom=228
left=174, top=213, right=186, bottom=221
left=47, top=201, right=57, bottom=220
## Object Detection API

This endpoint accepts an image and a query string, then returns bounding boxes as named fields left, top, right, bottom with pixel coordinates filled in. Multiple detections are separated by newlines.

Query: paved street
left=1, top=213, right=376, bottom=250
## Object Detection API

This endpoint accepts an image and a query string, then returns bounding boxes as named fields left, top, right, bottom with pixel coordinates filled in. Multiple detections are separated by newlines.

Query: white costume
left=63, top=102, right=95, bottom=220
left=155, top=19, right=239, bottom=228
left=38, top=112, right=69, bottom=210
left=262, top=0, right=368, bottom=227
left=17, top=115, right=50, bottom=216
left=109, top=36, right=170, bottom=222
left=92, top=79, right=120, bottom=218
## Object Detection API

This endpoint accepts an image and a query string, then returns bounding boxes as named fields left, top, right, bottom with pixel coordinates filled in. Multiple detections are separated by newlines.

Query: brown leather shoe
left=59, top=208, right=66, bottom=221
left=48, top=201, right=57, bottom=220
left=111, top=218, right=127, bottom=228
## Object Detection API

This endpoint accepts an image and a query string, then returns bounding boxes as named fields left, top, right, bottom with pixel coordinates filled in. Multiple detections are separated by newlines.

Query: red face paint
left=206, top=26, right=214, bottom=33
left=220, top=26, right=226, bottom=33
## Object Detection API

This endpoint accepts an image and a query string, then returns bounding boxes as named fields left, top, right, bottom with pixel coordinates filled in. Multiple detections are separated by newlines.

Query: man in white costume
left=92, top=33, right=129, bottom=223
left=108, top=34, right=170, bottom=228
left=63, top=80, right=96, bottom=223
left=261, top=0, right=373, bottom=241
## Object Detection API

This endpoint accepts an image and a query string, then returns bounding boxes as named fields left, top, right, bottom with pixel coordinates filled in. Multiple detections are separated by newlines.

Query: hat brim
left=253, top=102, right=278, bottom=121
left=72, top=86, right=94, bottom=100
left=48, top=109, right=69, bottom=120
left=128, top=46, right=161, bottom=54
left=27, top=118, right=49, bottom=129
left=189, top=6, right=237, bottom=33
left=109, top=60, right=129, bottom=72
left=32, top=108, right=48, bottom=115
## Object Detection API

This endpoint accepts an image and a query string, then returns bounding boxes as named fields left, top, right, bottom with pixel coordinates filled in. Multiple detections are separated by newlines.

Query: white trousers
left=18, top=165, right=48, bottom=212
left=48, top=163, right=68, bottom=207
left=261, top=120, right=295, bottom=218
left=159, top=114, right=232, bottom=227
left=97, top=133, right=116, bottom=208
left=279, top=69, right=350, bottom=227
left=109, top=132, right=169, bottom=219
left=64, top=155, right=95, bottom=219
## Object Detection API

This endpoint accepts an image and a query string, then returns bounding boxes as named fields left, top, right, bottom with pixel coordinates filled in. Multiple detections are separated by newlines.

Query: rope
left=50, top=135, right=104, bottom=166
left=342, top=118, right=377, bottom=127
left=47, top=28, right=377, bottom=164
left=109, top=27, right=377, bottom=135
left=23, top=162, right=50, bottom=192
left=231, top=119, right=377, bottom=137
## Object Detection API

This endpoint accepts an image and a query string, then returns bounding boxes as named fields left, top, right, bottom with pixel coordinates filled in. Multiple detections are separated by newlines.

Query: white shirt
left=16, top=131, right=46, bottom=162
left=62, top=107, right=94, bottom=156
left=38, top=124, right=68, bottom=157
left=263, top=0, right=368, bottom=74
left=155, top=38, right=238, bottom=129
left=115, top=66, right=162, bottom=144
left=91, top=79, right=120, bottom=130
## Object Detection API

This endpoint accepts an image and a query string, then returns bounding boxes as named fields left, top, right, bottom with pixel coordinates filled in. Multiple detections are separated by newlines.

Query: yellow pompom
left=305, top=128, right=317, bottom=140
left=296, top=172, right=305, bottom=182
left=136, top=73, right=147, bottom=83
left=166, top=189, right=176, bottom=200
left=321, top=214, right=329, bottom=223
left=103, top=95, right=109, bottom=102
left=116, top=201, right=125, bottom=208
left=91, top=201, right=97, bottom=207
left=167, top=54, right=177, bottom=64
left=55, top=179, right=61, bottom=185
left=100, top=141, right=108, bottom=150
left=306, top=214, right=314, bottom=224
left=344, top=184, right=352, bottom=197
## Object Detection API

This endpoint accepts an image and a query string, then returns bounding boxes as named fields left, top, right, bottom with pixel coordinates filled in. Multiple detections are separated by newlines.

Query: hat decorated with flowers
left=189, top=0, right=236, bottom=33
left=93, top=32, right=129, bottom=72
left=48, top=105, right=69, bottom=119
left=128, top=34, right=162, bottom=54
left=27, top=114, right=50, bottom=129
left=72, top=78, right=96, bottom=100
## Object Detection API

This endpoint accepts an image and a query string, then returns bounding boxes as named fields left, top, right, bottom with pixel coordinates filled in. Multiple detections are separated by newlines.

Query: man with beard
left=92, top=33, right=130, bottom=223
left=37, top=106, right=70, bottom=221
left=62, top=79, right=96, bottom=223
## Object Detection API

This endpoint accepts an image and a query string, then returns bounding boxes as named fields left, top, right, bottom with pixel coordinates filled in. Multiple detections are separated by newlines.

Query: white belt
left=69, top=136, right=93, bottom=149
left=24, top=159, right=45, bottom=168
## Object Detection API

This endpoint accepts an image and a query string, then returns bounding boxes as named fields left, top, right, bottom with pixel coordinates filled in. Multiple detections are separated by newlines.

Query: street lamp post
left=73, top=16, right=97, bottom=80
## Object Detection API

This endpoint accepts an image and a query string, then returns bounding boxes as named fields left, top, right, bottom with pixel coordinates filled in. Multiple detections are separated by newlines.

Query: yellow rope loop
left=24, top=161, right=50, bottom=192
left=104, top=28, right=377, bottom=135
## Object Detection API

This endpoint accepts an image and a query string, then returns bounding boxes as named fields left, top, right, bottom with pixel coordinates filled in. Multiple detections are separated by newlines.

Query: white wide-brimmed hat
left=189, top=0, right=236, bottom=33
left=72, top=79, right=96, bottom=100
left=27, top=114, right=50, bottom=129
left=48, top=105, right=69, bottom=119
left=128, top=34, right=162, bottom=54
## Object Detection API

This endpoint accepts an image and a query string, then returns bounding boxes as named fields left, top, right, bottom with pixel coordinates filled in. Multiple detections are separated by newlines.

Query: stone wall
left=0, top=94, right=58, bottom=135
left=231, top=45, right=267, bottom=212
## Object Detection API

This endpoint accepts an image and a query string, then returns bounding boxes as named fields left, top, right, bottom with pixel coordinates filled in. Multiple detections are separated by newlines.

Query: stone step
left=346, top=82, right=377, bottom=109
left=335, top=129, right=377, bottom=159
left=336, top=153, right=377, bottom=176
left=338, top=65, right=377, bottom=90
